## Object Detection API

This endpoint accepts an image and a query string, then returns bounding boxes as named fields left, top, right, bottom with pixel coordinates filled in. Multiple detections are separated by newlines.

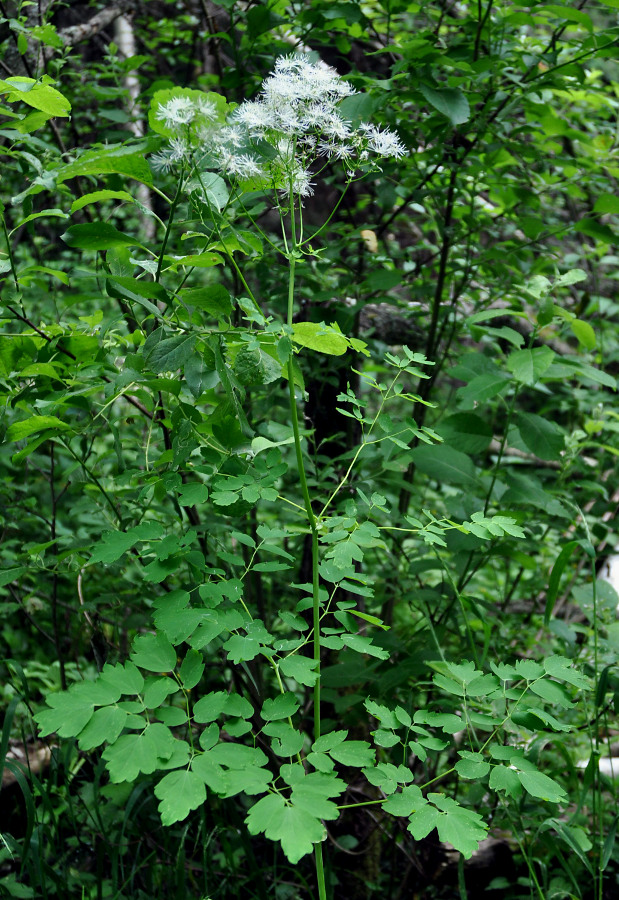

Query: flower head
left=156, top=96, right=197, bottom=127
left=150, top=54, right=407, bottom=198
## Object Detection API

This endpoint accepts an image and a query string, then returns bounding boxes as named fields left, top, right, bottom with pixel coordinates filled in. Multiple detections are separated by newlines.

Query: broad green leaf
left=179, top=649, right=204, bottom=689
left=152, top=606, right=203, bottom=645
left=340, top=633, right=389, bottom=660
left=180, top=284, right=232, bottom=317
left=555, top=268, right=587, bottom=287
left=292, top=321, right=348, bottom=356
left=70, top=190, right=135, bottom=213
left=144, top=333, right=196, bottom=373
left=1, top=78, right=70, bottom=116
left=264, top=722, right=305, bottom=756
left=34, top=692, right=94, bottom=738
left=193, top=691, right=228, bottom=723
left=143, top=676, right=179, bottom=708
left=191, top=754, right=229, bottom=794
left=307, top=751, right=335, bottom=773
left=575, top=218, right=616, bottom=243
left=365, top=700, right=399, bottom=730
left=570, top=319, right=596, bottom=350
left=411, top=444, right=478, bottom=487
left=223, top=693, right=253, bottom=718
left=290, top=781, right=343, bottom=821
left=223, top=634, right=262, bottom=663
left=517, top=769, right=567, bottom=803
left=211, top=490, right=240, bottom=507
left=419, top=84, right=470, bottom=124
left=515, top=658, right=544, bottom=680
left=559, top=359, right=616, bottom=389
left=184, top=353, right=218, bottom=398
left=223, top=763, right=271, bottom=796
left=155, top=769, right=206, bottom=825
left=279, top=654, right=319, bottom=686
left=506, top=347, right=555, bottom=385
left=77, top=706, right=128, bottom=750
left=233, top=345, right=282, bottom=386
left=330, top=740, right=375, bottom=768
left=158, top=707, right=189, bottom=727
left=62, top=223, right=138, bottom=251
left=10, top=208, right=68, bottom=232
left=262, top=692, right=299, bottom=721
left=0, top=567, right=27, bottom=587
left=382, top=785, right=425, bottom=817
left=512, top=706, right=571, bottom=732
left=529, top=679, right=571, bottom=707
left=246, top=794, right=325, bottom=864
left=5, top=415, right=71, bottom=442
left=71, top=679, right=122, bottom=705
left=177, top=482, right=208, bottom=506
left=312, top=731, right=348, bottom=753
left=514, top=412, right=564, bottom=460
left=373, top=729, right=399, bottom=748
left=108, top=276, right=169, bottom=315
left=58, top=149, right=152, bottom=186
left=413, top=711, right=463, bottom=733
left=431, top=794, right=487, bottom=858
left=455, top=752, right=490, bottom=779
left=207, top=743, right=268, bottom=769
left=407, top=802, right=439, bottom=839
left=102, top=724, right=176, bottom=782
left=457, top=374, right=511, bottom=405
left=594, top=195, right=619, bottom=215
left=543, top=656, right=589, bottom=688
left=89, top=531, right=138, bottom=565
left=131, top=633, right=177, bottom=672
left=435, top=413, right=492, bottom=453
left=489, top=764, right=522, bottom=797
left=169, top=252, right=224, bottom=269
left=99, top=661, right=144, bottom=695
left=192, top=172, right=229, bottom=211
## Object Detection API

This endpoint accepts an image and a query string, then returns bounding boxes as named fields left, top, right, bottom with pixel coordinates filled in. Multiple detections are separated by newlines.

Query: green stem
left=155, top=175, right=184, bottom=283
left=1, top=209, right=20, bottom=295
left=284, top=187, right=324, bottom=899
left=314, top=844, right=327, bottom=900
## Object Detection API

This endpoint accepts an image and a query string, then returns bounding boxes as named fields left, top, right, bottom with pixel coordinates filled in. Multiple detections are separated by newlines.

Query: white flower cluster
left=156, top=95, right=219, bottom=129
left=151, top=54, right=406, bottom=197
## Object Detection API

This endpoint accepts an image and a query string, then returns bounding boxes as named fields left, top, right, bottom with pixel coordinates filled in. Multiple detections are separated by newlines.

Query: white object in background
left=598, top=553, right=619, bottom=608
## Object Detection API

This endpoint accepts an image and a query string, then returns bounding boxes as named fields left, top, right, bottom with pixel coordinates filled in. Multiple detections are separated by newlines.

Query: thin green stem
left=284, top=179, right=324, bottom=898
left=155, top=175, right=185, bottom=283
left=314, top=844, right=327, bottom=900
left=1, top=209, right=20, bottom=295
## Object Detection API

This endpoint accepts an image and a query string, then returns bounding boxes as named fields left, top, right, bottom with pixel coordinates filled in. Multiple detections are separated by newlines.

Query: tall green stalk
left=284, top=193, right=326, bottom=900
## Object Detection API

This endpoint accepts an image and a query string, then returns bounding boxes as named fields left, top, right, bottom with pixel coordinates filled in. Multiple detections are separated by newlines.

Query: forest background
left=1, top=1, right=619, bottom=899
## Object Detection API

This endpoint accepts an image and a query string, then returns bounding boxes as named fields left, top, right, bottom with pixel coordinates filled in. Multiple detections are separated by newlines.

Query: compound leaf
left=155, top=769, right=206, bottom=825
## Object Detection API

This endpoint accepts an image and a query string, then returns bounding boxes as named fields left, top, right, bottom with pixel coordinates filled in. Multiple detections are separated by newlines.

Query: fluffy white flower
left=152, top=54, right=406, bottom=202
left=169, top=136, right=190, bottom=162
left=321, top=111, right=351, bottom=140
left=368, top=128, right=407, bottom=159
left=233, top=101, right=274, bottom=133
left=195, top=96, right=218, bottom=120
left=228, top=153, right=264, bottom=179
left=215, top=124, right=247, bottom=148
left=291, top=167, right=315, bottom=197
left=156, top=96, right=196, bottom=127
left=150, top=148, right=175, bottom=172
left=359, top=122, right=406, bottom=159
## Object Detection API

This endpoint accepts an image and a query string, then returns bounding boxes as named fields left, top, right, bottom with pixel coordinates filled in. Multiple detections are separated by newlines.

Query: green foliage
left=1, top=2, right=619, bottom=899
